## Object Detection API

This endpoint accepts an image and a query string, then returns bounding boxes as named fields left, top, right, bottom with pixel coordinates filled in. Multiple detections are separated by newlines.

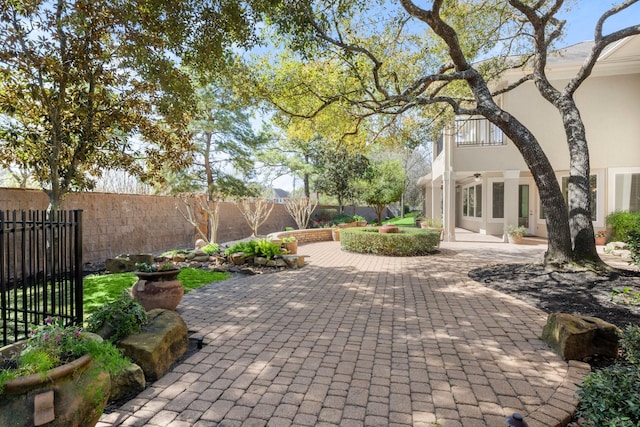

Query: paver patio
left=98, top=232, right=589, bottom=427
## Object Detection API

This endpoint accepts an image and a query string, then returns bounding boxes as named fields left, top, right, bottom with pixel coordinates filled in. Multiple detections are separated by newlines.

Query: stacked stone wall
left=0, top=188, right=297, bottom=264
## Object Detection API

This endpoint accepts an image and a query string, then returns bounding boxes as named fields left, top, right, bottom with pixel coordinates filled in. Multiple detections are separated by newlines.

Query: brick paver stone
left=99, top=239, right=588, bottom=427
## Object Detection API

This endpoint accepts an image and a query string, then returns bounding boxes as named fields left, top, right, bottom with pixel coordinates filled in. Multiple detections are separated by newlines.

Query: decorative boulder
left=105, top=254, right=153, bottom=273
left=117, top=309, right=188, bottom=381
left=109, top=362, right=146, bottom=402
left=542, top=312, right=620, bottom=360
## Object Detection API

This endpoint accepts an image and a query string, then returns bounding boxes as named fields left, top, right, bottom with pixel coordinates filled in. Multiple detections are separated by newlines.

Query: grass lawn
left=383, top=216, right=418, bottom=226
left=83, top=268, right=230, bottom=317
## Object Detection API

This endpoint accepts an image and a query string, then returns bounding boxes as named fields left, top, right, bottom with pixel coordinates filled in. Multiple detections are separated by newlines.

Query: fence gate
left=0, top=210, right=83, bottom=347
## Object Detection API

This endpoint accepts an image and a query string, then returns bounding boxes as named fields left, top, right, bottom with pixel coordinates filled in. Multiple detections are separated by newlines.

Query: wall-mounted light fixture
left=473, top=173, right=481, bottom=182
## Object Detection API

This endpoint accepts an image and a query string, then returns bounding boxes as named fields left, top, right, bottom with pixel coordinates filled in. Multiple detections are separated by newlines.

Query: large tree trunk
left=468, top=80, right=574, bottom=266
left=557, top=98, right=602, bottom=264
left=493, top=112, right=574, bottom=266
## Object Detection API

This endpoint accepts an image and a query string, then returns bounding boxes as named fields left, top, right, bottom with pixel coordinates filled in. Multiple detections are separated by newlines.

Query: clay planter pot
left=332, top=228, right=340, bottom=241
left=131, top=269, right=184, bottom=311
left=595, top=236, right=606, bottom=246
left=0, top=342, right=110, bottom=427
left=282, top=241, right=298, bottom=255
left=379, top=224, right=399, bottom=234
left=507, top=234, right=524, bottom=244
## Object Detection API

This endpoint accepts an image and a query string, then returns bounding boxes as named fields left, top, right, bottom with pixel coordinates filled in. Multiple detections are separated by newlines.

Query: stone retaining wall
left=269, top=228, right=335, bottom=244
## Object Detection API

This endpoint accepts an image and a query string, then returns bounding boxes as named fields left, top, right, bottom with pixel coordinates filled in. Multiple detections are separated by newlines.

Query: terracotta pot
left=0, top=342, right=110, bottom=427
left=595, top=236, right=606, bottom=246
left=131, top=269, right=184, bottom=311
left=332, top=228, right=340, bottom=241
left=379, top=224, right=399, bottom=234
left=282, top=241, right=298, bottom=255
left=508, top=234, right=524, bottom=244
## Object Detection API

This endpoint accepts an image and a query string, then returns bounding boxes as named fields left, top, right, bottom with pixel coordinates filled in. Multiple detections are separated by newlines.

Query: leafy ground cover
left=83, top=268, right=230, bottom=316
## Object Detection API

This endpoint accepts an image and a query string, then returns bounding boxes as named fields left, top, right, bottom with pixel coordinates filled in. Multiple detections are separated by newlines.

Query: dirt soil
left=469, top=263, right=640, bottom=329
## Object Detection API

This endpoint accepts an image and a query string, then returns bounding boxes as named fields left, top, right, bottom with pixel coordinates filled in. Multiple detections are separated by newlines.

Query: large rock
left=117, top=309, right=188, bottom=381
left=109, top=362, right=146, bottom=402
left=105, top=254, right=154, bottom=273
left=542, top=312, right=620, bottom=360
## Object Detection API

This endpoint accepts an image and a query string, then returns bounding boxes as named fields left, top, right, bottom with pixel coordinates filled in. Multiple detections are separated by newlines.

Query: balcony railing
left=455, top=117, right=505, bottom=147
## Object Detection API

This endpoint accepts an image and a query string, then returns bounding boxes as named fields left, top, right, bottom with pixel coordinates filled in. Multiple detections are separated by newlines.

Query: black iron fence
left=1, top=210, right=83, bottom=347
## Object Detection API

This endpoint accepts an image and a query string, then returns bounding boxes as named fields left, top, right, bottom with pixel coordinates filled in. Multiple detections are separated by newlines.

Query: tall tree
left=190, top=77, right=267, bottom=199
left=313, top=142, right=370, bottom=212
left=0, top=0, right=278, bottom=210
left=257, top=0, right=640, bottom=269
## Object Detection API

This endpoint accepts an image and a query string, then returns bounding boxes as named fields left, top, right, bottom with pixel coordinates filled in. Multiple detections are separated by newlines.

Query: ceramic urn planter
left=0, top=342, right=110, bottom=427
left=282, top=241, right=298, bottom=255
left=131, top=269, right=184, bottom=311
left=379, top=224, right=399, bottom=234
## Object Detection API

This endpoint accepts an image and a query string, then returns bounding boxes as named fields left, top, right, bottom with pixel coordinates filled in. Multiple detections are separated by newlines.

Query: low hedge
left=340, top=227, right=440, bottom=256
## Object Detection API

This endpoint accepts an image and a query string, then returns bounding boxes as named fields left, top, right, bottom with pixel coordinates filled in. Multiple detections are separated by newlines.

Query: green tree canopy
left=312, top=141, right=370, bottom=212
left=253, top=0, right=640, bottom=268
left=359, top=159, right=406, bottom=224
left=0, top=0, right=279, bottom=209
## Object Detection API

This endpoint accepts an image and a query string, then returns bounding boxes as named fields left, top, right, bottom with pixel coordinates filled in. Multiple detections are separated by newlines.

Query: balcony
left=455, top=117, right=505, bottom=147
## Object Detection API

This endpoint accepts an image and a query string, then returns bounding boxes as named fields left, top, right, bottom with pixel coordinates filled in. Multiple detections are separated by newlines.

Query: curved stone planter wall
left=268, top=228, right=334, bottom=244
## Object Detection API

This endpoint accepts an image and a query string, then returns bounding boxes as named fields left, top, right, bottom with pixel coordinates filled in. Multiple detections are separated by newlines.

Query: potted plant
left=507, top=225, right=526, bottom=244
left=420, top=217, right=443, bottom=240
left=0, top=317, right=128, bottom=427
left=281, top=236, right=298, bottom=255
left=130, top=262, right=184, bottom=311
left=595, top=230, right=607, bottom=246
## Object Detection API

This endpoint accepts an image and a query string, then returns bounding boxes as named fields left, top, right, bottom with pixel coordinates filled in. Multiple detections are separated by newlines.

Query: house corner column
left=503, top=170, right=520, bottom=242
left=442, top=170, right=456, bottom=242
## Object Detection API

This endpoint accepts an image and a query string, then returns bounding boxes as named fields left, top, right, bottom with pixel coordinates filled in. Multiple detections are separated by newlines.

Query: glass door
left=518, top=184, right=530, bottom=231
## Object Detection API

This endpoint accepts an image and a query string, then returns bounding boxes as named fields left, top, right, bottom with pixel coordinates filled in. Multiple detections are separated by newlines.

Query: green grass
left=83, top=268, right=230, bottom=316
left=383, top=216, right=417, bottom=226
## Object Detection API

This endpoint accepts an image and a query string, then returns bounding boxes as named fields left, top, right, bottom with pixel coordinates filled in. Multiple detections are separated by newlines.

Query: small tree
left=176, top=193, right=227, bottom=244
left=360, top=160, right=406, bottom=224
left=284, top=197, right=318, bottom=229
left=235, top=197, right=276, bottom=237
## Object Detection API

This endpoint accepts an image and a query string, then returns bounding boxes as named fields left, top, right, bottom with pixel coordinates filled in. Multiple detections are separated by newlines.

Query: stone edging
left=524, top=360, right=590, bottom=427
left=267, top=228, right=334, bottom=244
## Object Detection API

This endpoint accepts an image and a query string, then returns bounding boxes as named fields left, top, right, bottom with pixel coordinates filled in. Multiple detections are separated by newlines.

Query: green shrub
left=340, top=227, right=440, bottom=256
left=86, top=293, right=148, bottom=342
left=620, top=324, right=640, bottom=366
left=312, top=208, right=337, bottom=223
left=254, top=239, right=284, bottom=260
left=224, top=240, right=258, bottom=257
left=223, top=239, right=283, bottom=260
left=577, top=325, right=640, bottom=426
left=626, top=230, right=640, bottom=268
left=606, top=211, right=640, bottom=242
left=332, top=213, right=355, bottom=224
left=201, top=242, right=219, bottom=255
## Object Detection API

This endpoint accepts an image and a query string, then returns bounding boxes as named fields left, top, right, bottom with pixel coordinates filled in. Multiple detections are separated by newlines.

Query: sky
left=559, top=0, right=640, bottom=46
left=270, top=1, right=640, bottom=192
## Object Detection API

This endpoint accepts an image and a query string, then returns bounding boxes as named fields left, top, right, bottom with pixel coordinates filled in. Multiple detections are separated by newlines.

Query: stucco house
left=418, top=35, right=640, bottom=242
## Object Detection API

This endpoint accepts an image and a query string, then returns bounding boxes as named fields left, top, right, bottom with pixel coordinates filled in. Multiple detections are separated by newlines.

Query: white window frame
left=462, top=182, right=483, bottom=219
left=608, top=167, right=640, bottom=213
left=536, top=170, right=605, bottom=228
